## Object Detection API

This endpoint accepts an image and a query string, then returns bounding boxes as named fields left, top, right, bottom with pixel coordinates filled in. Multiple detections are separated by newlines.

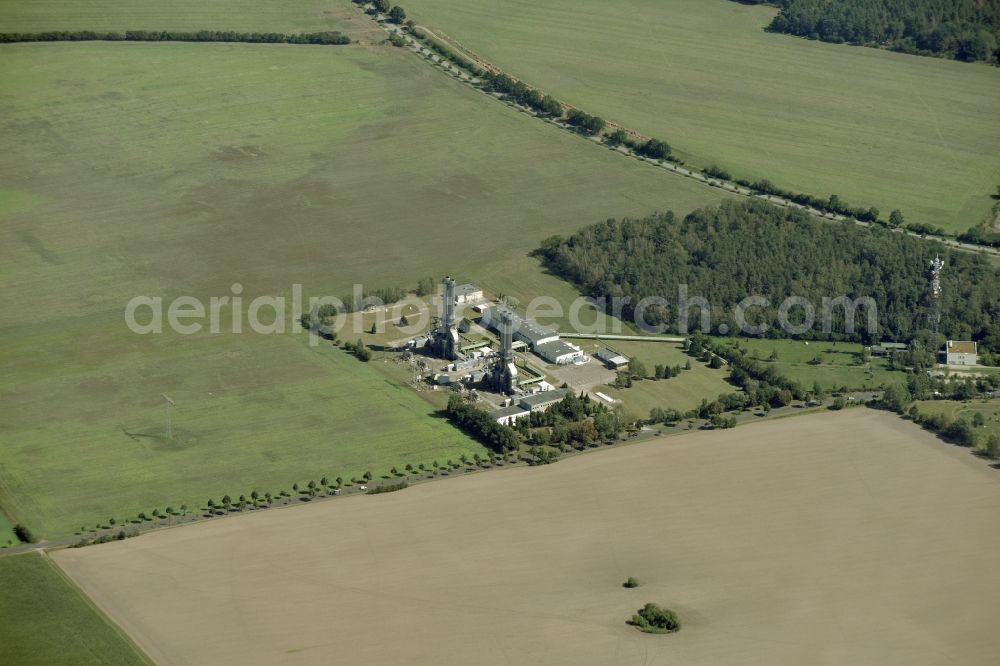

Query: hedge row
left=0, top=30, right=351, bottom=45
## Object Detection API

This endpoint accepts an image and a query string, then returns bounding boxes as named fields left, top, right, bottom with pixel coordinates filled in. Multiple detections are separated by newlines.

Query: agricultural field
left=0, top=0, right=382, bottom=41
left=0, top=553, right=151, bottom=665
left=0, top=39, right=730, bottom=537
left=402, top=0, right=1000, bottom=233
left=714, top=337, right=906, bottom=392
left=593, top=341, right=734, bottom=415
left=0, top=511, right=17, bottom=548
left=53, top=411, right=1000, bottom=665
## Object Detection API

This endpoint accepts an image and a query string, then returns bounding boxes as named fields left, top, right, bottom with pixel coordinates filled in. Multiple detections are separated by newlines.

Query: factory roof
left=492, top=405, right=529, bottom=418
left=514, top=318, right=558, bottom=344
left=595, top=347, right=629, bottom=365
left=454, top=283, right=482, bottom=298
left=519, top=389, right=568, bottom=410
left=535, top=340, right=582, bottom=360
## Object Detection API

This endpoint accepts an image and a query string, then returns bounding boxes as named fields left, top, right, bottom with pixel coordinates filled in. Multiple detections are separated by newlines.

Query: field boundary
left=361, top=6, right=999, bottom=257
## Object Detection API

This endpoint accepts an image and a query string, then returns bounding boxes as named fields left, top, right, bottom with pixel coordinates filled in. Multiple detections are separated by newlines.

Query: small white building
left=454, top=283, right=484, bottom=304
left=942, top=340, right=978, bottom=366
left=595, top=347, right=629, bottom=369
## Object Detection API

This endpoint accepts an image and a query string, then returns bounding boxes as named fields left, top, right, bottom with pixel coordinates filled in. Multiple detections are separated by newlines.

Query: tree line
left=735, top=0, right=999, bottom=63
left=445, top=395, right=520, bottom=453
left=537, top=199, right=1000, bottom=351
left=0, top=30, right=351, bottom=45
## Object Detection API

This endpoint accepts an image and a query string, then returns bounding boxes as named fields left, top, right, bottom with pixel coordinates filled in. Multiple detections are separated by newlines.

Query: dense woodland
left=738, top=0, right=1000, bottom=62
left=538, top=200, right=1000, bottom=351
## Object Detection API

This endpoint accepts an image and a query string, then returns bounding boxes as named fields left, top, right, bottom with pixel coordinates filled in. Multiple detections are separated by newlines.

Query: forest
left=737, top=0, right=1000, bottom=62
left=537, top=200, right=1000, bottom=351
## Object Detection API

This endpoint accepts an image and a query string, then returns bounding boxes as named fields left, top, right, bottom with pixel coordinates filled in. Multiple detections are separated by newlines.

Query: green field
left=0, top=38, right=729, bottom=537
left=595, top=341, right=734, bottom=415
left=714, top=337, right=906, bottom=392
left=914, top=398, right=1000, bottom=444
left=0, top=0, right=383, bottom=41
left=0, top=511, right=17, bottom=548
left=0, top=553, right=151, bottom=665
left=403, top=0, right=1000, bottom=233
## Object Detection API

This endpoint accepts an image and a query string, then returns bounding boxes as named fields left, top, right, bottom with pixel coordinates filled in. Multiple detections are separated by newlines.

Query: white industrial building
left=518, top=388, right=568, bottom=412
left=454, top=283, right=484, bottom=304
left=491, top=404, right=529, bottom=425
left=535, top=340, right=584, bottom=365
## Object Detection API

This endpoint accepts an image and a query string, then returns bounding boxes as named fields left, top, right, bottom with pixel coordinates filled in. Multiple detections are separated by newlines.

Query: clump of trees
left=628, top=603, right=681, bottom=634
left=445, top=395, right=519, bottom=452
left=0, top=30, right=351, bottom=45
left=736, top=0, right=1000, bottom=63
left=13, top=524, right=35, bottom=544
left=537, top=199, right=1000, bottom=349
left=343, top=339, right=373, bottom=361
left=565, top=109, right=606, bottom=135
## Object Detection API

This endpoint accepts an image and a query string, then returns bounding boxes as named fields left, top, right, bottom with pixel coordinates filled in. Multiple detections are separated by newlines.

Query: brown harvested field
left=53, top=411, right=1000, bottom=665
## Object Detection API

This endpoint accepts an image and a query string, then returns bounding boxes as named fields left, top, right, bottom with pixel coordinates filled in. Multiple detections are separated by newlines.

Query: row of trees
left=537, top=199, right=1000, bottom=349
left=606, top=130, right=673, bottom=160
left=0, top=30, right=351, bottom=45
left=736, top=0, right=1000, bottom=63
left=343, top=338, right=372, bottom=361
left=482, top=72, right=563, bottom=116
left=565, top=109, right=607, bottom=135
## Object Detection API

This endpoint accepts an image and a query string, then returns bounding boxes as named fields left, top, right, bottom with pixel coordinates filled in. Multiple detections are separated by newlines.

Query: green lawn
left=594, top=341, right=734, bottom=415
left=403, top=0, right=1000, bottom=233
left=714, top=337, right=906, bottom=392
left=0, top=0, right=384, bottom=41
left=0, top=553, right=151, bottom=665
left=0, top=40, right=729, bottom=537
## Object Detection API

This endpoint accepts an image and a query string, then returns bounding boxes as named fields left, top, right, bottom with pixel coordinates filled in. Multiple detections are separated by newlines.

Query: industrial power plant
left=404, top=276, right=595, bottom=422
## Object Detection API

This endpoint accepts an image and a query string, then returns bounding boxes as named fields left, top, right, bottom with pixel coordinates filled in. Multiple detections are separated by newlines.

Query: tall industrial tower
left=432, top=276, right=459, bottom=360
left=488, top=308, right=518, bottom=395
left=929, top=255, right=944, bottom=333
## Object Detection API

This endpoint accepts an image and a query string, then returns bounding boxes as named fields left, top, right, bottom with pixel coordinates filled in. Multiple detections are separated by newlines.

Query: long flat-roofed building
left=518, top=388, right=568, bottom=413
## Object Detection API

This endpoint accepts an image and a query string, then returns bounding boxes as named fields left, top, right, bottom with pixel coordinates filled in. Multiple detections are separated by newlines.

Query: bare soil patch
left=54, top=411, right=1000, bottom=665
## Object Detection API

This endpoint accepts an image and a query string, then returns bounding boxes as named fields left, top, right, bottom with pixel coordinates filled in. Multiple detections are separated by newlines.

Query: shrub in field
left=623, top=576, right=640, bottom=588
left=13, top=524, right=35, bottom=544
left=628, top=603, right=680, bottom=633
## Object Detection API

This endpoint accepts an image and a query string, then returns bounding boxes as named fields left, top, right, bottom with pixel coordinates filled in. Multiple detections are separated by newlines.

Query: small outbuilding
left=595, top=347, right=629, bottom=369
left=454, top=283, right=484, bottom=304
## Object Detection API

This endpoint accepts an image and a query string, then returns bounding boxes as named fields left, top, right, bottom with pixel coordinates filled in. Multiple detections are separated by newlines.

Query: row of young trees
left=537, top=199, right=1000, bottom=349
left=0, top=30, right=351, bottom=45
left=736, top=0, right=1000, bottom=63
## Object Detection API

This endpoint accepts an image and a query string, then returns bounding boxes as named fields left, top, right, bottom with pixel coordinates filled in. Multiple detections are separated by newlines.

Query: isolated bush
left=628, top=603, right=680, bottom=633
left=623, top=576, right=640, bottom=588
left=13, top=524, right=35, bottom=544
